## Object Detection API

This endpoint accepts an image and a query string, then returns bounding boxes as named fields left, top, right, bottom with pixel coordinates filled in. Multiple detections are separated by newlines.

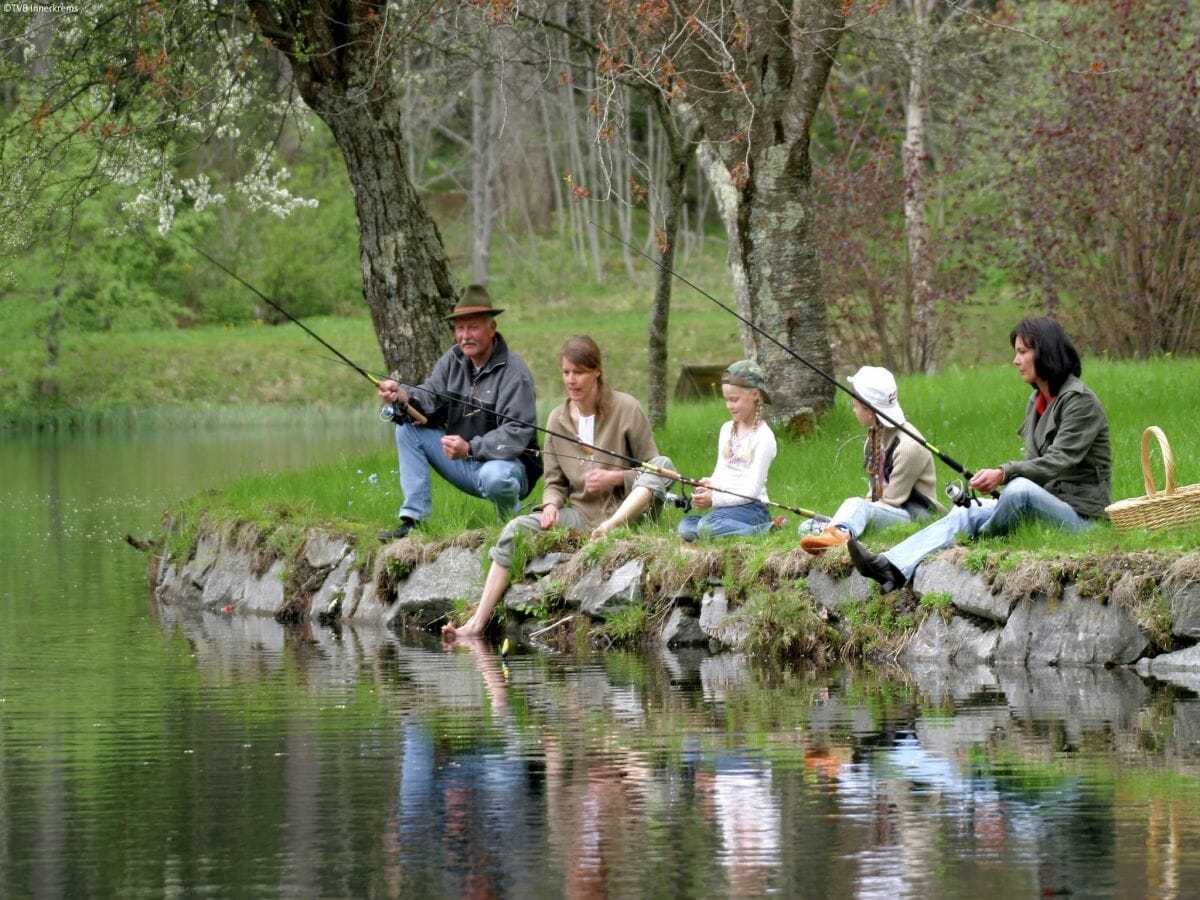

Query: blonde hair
left=720, top=388, right=764, bottom=461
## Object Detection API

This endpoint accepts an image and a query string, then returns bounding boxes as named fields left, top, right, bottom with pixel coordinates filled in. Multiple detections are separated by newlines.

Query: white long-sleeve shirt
left=708, top=419, right=777, bottom=508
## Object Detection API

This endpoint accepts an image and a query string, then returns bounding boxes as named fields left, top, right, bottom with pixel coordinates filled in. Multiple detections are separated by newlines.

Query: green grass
left=159, top=354, right=1200, bottom=569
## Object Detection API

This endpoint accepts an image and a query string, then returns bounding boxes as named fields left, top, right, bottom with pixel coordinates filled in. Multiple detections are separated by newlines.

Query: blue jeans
left=830, top=497, right=915, bottom=539
left=678, top=501, right=772, bottom=541
left=883, top=477, right=1093, bottom=582
left=394, top=423, right=527, bottom=522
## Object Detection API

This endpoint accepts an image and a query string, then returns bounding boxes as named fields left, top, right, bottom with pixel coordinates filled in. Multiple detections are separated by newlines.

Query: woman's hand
left=691, top=478, right=714, bottom=509
left=969, top=467, right=1005, bottom=494
left=584, top=468, right=623, bottom=495
left=540, top=504, right=559, bottom=530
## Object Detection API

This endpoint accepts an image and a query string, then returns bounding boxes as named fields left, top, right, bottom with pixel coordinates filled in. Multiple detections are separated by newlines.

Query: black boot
left=846, top=537, right=907, bottom=593
left=378, top=516, right=418, bottom=541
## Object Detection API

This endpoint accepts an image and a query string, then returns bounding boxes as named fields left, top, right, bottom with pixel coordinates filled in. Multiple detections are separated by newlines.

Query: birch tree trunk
left=470, top=66, right=498, bottom=284
left=902, top=0, right=937, bottom=372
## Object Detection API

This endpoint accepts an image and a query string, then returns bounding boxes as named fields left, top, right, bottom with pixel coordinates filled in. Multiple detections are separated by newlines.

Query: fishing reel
left=663, top=488, right=693, bottom=513
left=379, top=403, right=413, bottom=425
left=944, top=480, right=981, bottom=508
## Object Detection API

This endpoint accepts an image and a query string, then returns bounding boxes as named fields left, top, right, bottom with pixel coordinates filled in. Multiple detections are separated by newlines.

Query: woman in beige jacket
left=444, top=335, right=676, bottom=639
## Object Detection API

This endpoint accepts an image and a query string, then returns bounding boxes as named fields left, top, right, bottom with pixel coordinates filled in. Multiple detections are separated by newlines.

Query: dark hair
left=560, top=334, right=613, bottom=418
left=1010, top=317, right=1081, bottom=394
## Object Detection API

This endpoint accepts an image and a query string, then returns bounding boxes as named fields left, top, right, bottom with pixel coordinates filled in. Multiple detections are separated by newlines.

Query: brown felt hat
left=444, top=284, right=504, bottom=321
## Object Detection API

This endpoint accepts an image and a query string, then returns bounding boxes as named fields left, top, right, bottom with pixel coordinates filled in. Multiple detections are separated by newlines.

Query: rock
left=525, top=552, right=573, bottom=577
left=304, top=532, right=350, bottom=569
left=699, top=586, right=750, bottom=649
left=155, top=562, right=202, bottom=606
left=995, top=586, right=1149, bottom=666
left=566, top=558, right=643, bottom=618
left=200, top=545, right=255, bottom=608
left=242, top=559, right=287, bottom=614
left=189, top=534, right=221, bottom=584
left=805, top=569, right=873, bottom=612
left=338, top=569, right=363, bottom=618
left=1165, top=555, right=1200, bottom=638
left=504, top=580, right=552, bottom=613
left=348, top=578, right=393, bottom=628
left=310, top=553, right=357, bottom=621
left=913, top=558, right=1015, bottom=623
left=902, top=613, right=1000, bottom=665
left=699, top=586, right=729, bottom=632
left=388, top=546, right=484, bottom=630
left=661, top=606, right=707, bottom=647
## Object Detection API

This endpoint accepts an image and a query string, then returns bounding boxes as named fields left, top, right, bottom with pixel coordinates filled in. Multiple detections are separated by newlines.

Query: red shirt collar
left=1035, top=388, right=1056, bottom=416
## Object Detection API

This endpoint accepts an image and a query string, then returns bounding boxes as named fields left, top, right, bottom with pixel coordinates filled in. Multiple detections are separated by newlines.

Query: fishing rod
left=499, top=445, right=823, bottom=519
left=317, top=346, right=825, bottom=516
left=181, top=238, right=427, bottom=425
left=588, top=220, right=989, bottom=500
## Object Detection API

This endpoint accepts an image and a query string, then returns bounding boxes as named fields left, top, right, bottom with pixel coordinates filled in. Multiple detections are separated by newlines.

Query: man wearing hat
left=799, top=365, right=939, bottom=554
left=375, top=285, right=541, bottom=540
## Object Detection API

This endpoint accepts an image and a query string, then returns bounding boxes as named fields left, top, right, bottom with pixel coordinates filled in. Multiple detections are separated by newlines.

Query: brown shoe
left=800, top=525, right=850, bottom=556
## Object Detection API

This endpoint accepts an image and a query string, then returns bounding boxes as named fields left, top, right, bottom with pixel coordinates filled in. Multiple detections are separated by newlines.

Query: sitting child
left=800, top=366, right=940, bottom=554
left=678, top=360, right=781, bottom=542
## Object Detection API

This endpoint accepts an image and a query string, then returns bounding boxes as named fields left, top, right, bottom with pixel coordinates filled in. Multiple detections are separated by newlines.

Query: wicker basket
left=1105, top=426, right=1200, bottom=532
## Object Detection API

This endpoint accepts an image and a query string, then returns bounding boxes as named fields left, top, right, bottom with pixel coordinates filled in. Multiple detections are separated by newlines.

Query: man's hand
left=691, top=478, right=714, bottom=509
left=539, top=504, right=559, bottom=530
left=377, top=379, right=407, bottom=405
left=969, top=467, right=1005, bottom=494
left=441, top=435, right=471, bottom=460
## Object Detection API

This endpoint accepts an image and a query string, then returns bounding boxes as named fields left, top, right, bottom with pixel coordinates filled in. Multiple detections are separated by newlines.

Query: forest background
left=0, top=0, right=1197, bottom=431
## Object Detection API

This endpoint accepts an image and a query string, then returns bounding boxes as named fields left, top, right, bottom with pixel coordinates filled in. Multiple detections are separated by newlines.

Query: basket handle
left=1141, top=426, right=1176, bottom=496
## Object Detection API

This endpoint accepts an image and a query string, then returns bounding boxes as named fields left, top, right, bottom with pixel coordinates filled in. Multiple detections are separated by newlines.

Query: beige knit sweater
left=540, top=391, right=660, bottom=528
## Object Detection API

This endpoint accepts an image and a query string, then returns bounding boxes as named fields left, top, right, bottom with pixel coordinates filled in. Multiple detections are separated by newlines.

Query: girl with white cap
left=799, top=365, right=940, bottom=554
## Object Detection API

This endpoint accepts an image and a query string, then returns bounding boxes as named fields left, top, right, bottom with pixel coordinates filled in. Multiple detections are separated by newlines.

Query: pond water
left=3, top=421, right=1200, bottom=898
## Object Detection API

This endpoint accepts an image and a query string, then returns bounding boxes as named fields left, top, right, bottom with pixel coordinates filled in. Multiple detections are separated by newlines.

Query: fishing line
left=179, top=238, right=427, bottom=425
left=587, top=219, right=985, bottom=494
left=499, top=444, right=822, bottom=519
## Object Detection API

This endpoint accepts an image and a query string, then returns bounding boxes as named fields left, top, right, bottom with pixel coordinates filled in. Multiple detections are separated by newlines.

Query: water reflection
left=151, top=604, right=1200, bottom=898
left=7, top=421, right=1200, bottom=897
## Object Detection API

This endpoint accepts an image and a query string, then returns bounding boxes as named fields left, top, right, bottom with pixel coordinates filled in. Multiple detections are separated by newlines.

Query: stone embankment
left=150, top=523, right=1200, bottom=671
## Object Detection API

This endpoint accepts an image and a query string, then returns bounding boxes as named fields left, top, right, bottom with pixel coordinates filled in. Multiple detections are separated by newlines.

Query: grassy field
left=163, top=353, right=1200, bottom=561
left=6, top=221, right=1199, bottom=558
left=1, top=227, right=1031, bottom=428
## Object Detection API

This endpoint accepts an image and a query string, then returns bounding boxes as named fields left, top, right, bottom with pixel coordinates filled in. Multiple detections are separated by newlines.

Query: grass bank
left=159, top=355, right=1200, bottom=569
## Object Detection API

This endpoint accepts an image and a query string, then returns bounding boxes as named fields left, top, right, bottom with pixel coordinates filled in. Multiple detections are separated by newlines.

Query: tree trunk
left=249, top=1, right=456, bottom=383
left=902, top=0, right=937, bottom=373
left=697, top=141, right=753, bottom=352
left=679, top=1, right=844, bottom=428
left=646, top=96, right=695, bottom=428
left=470, top=66, right=497, bottom=284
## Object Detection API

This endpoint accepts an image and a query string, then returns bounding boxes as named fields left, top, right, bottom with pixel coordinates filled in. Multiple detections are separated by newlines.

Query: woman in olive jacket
left=847, top=317, right=1112, bottom=593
